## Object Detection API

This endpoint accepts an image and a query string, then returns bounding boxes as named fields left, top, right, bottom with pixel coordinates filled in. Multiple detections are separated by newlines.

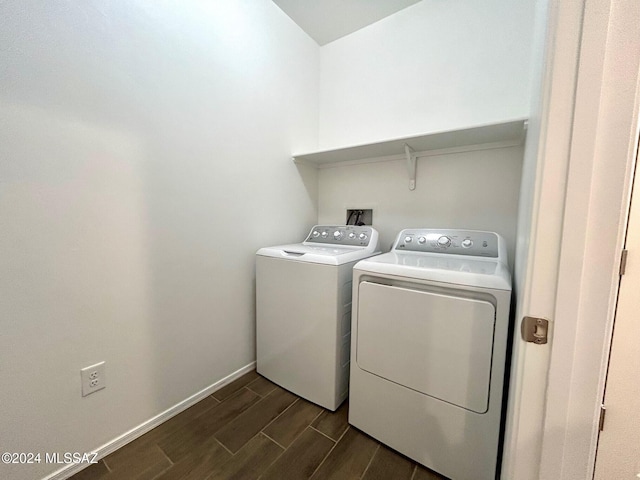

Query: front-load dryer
left=256, top=225, right=380, bottom=411
left=349, top=229, right=512, bottom=480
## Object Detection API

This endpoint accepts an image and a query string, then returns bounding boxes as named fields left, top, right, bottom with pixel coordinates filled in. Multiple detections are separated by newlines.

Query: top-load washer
left=349, top=228, right=512, bottom=480
left=256, top=225, right=380, bottom=411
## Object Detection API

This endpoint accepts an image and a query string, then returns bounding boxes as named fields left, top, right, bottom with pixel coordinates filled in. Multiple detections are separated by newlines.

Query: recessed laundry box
left=349, top=229, right=512, bottom=480
left=256, top=225, right=380, bottom=411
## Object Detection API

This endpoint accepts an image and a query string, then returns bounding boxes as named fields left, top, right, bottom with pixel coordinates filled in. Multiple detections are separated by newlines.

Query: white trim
left=539, top=0, right=640, bottom=477
left=501, top=0, right=584, bottom=476
left=43, top=362, right=256, bottom=480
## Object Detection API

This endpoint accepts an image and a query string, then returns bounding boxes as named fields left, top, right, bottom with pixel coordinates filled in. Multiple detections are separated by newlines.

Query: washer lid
left=257, top=243, right=380, bottom=265
left=355, top=251, right=511, bottom=290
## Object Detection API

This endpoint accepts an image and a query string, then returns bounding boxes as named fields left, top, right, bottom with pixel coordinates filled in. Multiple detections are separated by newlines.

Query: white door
left=593, top=147, right=640, bottom=479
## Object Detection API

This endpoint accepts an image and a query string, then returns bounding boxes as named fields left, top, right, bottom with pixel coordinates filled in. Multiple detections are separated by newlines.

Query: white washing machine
left=256, top=225, right=380, bottom=411
left=349, top=228, right=512, bottom=480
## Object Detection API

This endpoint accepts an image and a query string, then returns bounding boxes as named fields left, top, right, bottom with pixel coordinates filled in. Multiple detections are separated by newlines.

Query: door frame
left=539, top=0, right=640, bottom=477
left=516, top=0, right=640, bottom=480
left=501, top=0, right=588, bottom=476
left=503, top=0, right=640, bottom=478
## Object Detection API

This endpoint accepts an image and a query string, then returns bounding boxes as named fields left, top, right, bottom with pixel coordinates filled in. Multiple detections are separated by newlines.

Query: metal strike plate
left=521, top=316, right=549, bottom=344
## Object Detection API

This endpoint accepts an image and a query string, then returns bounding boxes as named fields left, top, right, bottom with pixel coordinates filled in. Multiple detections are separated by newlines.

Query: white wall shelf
left=293, top=118, right=527, bottom=190
left=293, top=118, right=528, bottom=173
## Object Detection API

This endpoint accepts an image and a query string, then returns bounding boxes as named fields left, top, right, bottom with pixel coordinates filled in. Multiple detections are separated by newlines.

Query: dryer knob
left=404, top=236, right=413, bottom=243
left=312, top=230, right=320, bottom=238
left=462, top=239, right=473, bottom=248
left=418, top=236, right=426, bottom=244
left=437, top=236, right=451, bottom=247
left=348, top=232, right=356, bottom=239
left=358, top=233, right=368, bottom=240
left=333, top=231, right=343, bottom=240
left=321, top=231, right=328, bottom=238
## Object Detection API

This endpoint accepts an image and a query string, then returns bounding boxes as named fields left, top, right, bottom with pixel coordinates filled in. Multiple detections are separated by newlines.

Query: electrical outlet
left=81, top=362, right=106, bottom=397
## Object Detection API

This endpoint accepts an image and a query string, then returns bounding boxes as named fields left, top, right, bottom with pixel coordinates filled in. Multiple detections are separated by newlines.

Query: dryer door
left=356, top=281, right=495, bottom=413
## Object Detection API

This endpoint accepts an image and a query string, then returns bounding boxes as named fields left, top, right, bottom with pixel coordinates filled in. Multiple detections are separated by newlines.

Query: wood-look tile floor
left=71, top=370, right=447, bottom=480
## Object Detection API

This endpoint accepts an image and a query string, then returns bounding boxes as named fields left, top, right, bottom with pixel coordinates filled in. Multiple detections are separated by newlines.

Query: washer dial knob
left=418, top=236, right=426, bottom=244
left=321, top=231, right=328, bottom=238
left=437, top=236, right=451, bottom=247
left=404, top=236, right=412, bottom=243
left=358, top=233, right=368, bottom=240
left=333, top=231, right=343, bottom=240
left=348, top=232, right=356, bottom=239
left=461, top=239, right=473, bottom=248
left=312, top=230, right=320, bottom=238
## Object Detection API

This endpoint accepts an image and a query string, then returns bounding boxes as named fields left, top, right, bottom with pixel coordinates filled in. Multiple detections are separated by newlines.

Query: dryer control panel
left=394, top=229, right=499, bottom=258
left=304, top=225, right=375, bottom=247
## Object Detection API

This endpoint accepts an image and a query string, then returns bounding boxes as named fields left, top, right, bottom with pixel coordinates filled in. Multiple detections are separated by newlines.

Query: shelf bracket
left=405, top=143, right=417, bottom=190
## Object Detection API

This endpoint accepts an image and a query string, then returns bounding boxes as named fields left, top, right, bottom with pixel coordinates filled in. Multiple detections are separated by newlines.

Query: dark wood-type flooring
left=71, top=370, right=446, bottom=480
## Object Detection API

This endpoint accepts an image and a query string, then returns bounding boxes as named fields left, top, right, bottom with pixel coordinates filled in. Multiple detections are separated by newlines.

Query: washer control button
left=348, top=232, right=356, bottom=239
left=461, top=239, right=473, bottom=248
left=358, top=233, right=368, bottom=241
left=418, top=236, right=426, bottom=244
left=404, top=236, right=412, bottom=243
left=333, top=231, right=343, bottom=240
left=321, top=231, right=328, bottom=238
left=312, top=230, right=320, bottom=238
left=437, top=236, right=451, bottom=247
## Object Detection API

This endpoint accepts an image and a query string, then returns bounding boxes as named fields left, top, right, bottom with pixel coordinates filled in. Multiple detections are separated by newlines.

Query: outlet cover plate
left=81, top=361, right=106, bottom=397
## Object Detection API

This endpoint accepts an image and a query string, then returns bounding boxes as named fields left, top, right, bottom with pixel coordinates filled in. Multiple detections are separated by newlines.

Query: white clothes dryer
left=349, top=229, right=512, bottom=480
left=256, top=225, right=380, bottom=411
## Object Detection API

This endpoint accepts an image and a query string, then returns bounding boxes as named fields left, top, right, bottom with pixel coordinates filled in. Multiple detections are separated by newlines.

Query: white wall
left=316, top=0, right=538, bottom=265
left=318, top=0, right=537, bottom=148
left=318, top=146, right=524, bottom=265
left=0, top=2, right=318, bottom=479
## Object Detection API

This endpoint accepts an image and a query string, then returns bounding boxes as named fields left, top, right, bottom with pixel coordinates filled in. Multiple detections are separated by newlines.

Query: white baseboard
left=44, top=362, right=256, bottom=480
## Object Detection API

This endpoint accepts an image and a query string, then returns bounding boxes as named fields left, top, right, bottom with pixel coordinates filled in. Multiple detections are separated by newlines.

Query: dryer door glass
left=356, top=281, right=495, bottom=413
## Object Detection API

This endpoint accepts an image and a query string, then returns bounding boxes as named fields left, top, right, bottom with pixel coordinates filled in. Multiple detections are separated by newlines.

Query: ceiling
left=272, top=0, right=422, bottom=46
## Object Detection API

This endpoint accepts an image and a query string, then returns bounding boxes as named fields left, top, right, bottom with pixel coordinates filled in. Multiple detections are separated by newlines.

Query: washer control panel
left=394, top=229, right=499, bottom=258
left=304, top=225, right=374, bottom=247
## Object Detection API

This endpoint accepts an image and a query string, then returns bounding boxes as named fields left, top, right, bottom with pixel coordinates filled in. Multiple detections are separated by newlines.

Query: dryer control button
left=312, top=230, right=320, bottom=238
left=404, top=236, right=412, bottom=243
left=461, top=239, right=473, bottom=248
left=321, top=231, right=328, bottom=238
left=333, top=231, right=343, bottom=240
left=348, top=232, right=356, bottom=239
left=418, top=236, right=426, bottom=244
left=359, top=233, right=368, bottom=240
left=437, top=236, right=451, bottom=247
